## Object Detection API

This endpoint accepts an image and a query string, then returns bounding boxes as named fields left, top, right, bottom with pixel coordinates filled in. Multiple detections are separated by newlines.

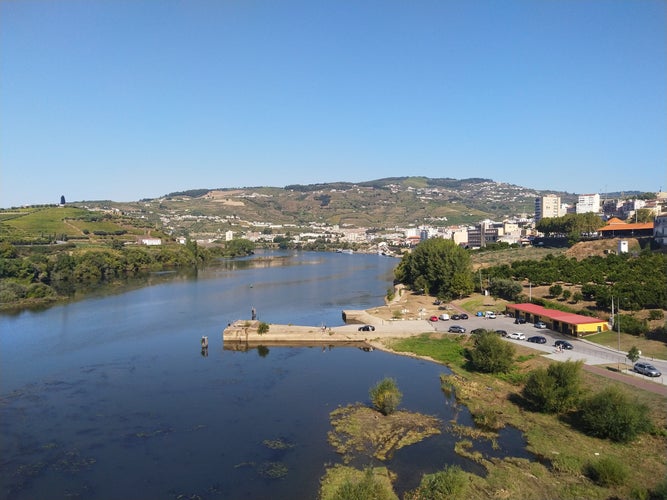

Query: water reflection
left=0, top=251, right=535, bottom=500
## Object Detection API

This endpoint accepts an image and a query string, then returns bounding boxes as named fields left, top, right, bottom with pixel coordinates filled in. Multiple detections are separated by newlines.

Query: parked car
left=555, top=340, right=573, bottom=350
left=433, top=299, right=441, bottom=305
left=451, top=314, right=461, bottom=320
left=429, top=316, right=439, bottom=322
left=534, top=321, right=547, bottom=329
left=485, top=311, right=497, bottom=319
left=634, top=362, right=662, bottom=377
left=527, top=335, right=547, bottom=344
left=508, top=332, right=526, bottom=340
left=471, top=328, right=486, bottom=335
left=448, top=325, right=466, bottom=333
left=358, top=325, right=375, bottom=332
left=495, top=329, right=508, bottom=337
left=514, top=317, right=526, bottom=324
left=459, top=313, right=469, bottom=320
left=438, top=314, right=450, bottom=321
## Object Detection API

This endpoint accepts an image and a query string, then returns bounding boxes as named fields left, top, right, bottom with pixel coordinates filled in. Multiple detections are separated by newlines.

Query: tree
left=394, top=238, right=474, bottom=300
left=488, top=278, right=523, bottom=301
left=522, top=360, right=583, bottom=413
left=369, top=378, right=402, bottom=416
left=548, top=284, right=563, bottom=298
left=626, top=346, right=640, bottom=364
left=578, top=386, right=651, bottom=442
left=467, top=331, right=515, bottom=374
left=634, top=208, right=653, bottom=223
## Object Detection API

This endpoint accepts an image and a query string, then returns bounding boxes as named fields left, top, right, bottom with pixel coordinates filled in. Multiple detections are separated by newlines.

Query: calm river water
left=0, top=250, right=530, bottom=499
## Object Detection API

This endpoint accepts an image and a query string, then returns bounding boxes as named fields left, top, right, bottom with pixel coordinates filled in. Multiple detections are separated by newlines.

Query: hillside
left=77, top=177, right=577, bottom=236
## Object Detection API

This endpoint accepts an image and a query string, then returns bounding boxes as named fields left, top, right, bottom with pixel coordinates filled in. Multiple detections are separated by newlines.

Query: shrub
left=648, top=309, right=664, bottom=321
left=332, top=467, right=396, bottom=500
left=25, top=283, right=56, bottom=299
left=617, top=314, right=649, bottom=336
left=257, top=322, right=269, bottom=334
left=585, top=456, right=628, bottom=486
left=404, top=465, right=468, bottom=500
left=522, top=360, right=583, bottom=413
left=467, top=331, right=515, bottom=374
left=578, top=386, right=652, bottom=442
left=369, top=378, right=402, bottom=416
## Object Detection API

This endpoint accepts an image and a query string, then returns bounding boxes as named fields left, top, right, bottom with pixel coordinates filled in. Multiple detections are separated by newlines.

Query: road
left=428, top=310, right=667, bottom=393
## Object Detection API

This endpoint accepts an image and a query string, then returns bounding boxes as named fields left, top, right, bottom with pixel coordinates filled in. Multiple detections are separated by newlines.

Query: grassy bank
left=382, top=333, right=667, bottom=499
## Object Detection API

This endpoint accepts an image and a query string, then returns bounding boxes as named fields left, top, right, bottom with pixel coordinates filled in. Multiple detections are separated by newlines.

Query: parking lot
left=428, top=311, right=667, bottom=387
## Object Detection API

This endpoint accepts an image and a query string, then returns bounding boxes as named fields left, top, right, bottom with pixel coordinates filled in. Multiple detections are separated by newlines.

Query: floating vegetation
left=262, top=438, right=295, bottom=450
left=52, top=449, right=97, bottom=474
left=233, top=461, right=256, bottom=469
left=328, top=403, right=441, bottom=462
left=258, top=461, right=289, bottom=479
left=133, top=427, right=173, bottom=439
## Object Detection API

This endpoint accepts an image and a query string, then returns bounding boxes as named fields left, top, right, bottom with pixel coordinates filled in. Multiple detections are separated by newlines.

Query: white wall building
left=576, top=193, right=601, bottom=214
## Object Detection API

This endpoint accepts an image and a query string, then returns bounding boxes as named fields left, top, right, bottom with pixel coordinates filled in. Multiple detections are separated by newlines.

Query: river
left=0, top=250, right=530, bottom=499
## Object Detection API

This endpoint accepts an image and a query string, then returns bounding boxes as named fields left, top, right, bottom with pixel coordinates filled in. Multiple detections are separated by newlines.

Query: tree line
left=0, top=239, right=255, bottom=307
left=483, top=251, right=667, bottom=312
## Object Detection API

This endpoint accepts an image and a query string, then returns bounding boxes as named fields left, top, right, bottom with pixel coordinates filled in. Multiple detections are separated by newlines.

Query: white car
left=438, top=313, right=450, bottom=321
left=508, top=332, right=526, bottom=340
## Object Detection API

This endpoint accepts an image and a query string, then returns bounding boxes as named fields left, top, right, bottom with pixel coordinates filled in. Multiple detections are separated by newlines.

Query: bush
left=257, top=322, right=270, bottom=334
left=585, top=456, right=629, bottom=486
left=648, top=309, right=665, bottom=321
left=522, top=360, right=583, bottom=414
left=25, top=283, right=56, bottom=299
left=331, top=468, right=396, bottom=500
left=578, top=386, right=652, bottom=442
left=617, top=314, right=649, bottom=336
left=369, top=378, right=402, bottom=416
left=404, top=465, right=468, bottom=500
left=467, top=331, right=515, bottom=374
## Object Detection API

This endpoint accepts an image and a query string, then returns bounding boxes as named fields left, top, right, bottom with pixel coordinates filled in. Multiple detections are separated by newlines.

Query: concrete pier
left=222, top=312, right=432, bottom=347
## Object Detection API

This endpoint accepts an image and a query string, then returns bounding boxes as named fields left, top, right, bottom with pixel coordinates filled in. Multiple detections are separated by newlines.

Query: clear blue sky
left=1, top=0, right=665, bottom=207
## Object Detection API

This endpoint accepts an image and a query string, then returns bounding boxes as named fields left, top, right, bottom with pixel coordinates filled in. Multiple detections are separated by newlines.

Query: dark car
left=358, top=325, right=375, bottom=332
left=471, top=328, right=486, bottom=335
left=448, top=325, right=466, bottom=333
left=514, top=318, right=526, bottom=324
left=527, top=335, right=547, bottom=344
left=451, top=314, right=461, bottom=320
left=495, top=329, right=508, bottom=337
left=555, top=340, right=573, bottom=350
left=459, top=313, right=469, bottom=320
left=634, top=362, right=662, bottom=377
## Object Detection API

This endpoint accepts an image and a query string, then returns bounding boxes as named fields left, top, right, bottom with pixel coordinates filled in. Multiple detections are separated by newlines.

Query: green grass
left=584, top=329, right=667, bottom=360
left=388, top=334, right=466, bottom=367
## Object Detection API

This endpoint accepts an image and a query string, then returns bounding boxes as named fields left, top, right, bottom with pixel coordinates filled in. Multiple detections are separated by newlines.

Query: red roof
left=598, top=219, right=654, bottom=232
left=508, top=303, right=605, bottom=325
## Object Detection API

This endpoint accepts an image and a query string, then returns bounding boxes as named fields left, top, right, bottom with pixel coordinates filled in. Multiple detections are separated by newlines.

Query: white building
left=576, top=193, right=601, bottom=214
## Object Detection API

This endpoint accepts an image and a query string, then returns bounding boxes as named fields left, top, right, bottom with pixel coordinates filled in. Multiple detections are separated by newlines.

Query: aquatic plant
left=258, top=461, right=288, bottom=479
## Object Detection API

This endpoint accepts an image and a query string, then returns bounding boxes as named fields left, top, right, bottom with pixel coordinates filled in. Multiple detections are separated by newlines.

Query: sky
left=1, top=0, right=665, bottom=207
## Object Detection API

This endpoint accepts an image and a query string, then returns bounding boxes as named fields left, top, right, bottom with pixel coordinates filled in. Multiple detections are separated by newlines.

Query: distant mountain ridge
left=150, top=177, right=581, bottom=230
